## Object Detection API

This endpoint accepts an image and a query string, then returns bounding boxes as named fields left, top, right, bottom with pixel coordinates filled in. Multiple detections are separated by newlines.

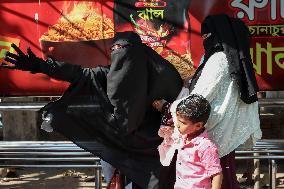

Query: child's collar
left=185, top=128, right=206, bottom=144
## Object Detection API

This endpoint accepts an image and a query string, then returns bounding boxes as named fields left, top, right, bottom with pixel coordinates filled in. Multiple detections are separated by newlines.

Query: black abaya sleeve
left=39, top=58, right=83, bottom=83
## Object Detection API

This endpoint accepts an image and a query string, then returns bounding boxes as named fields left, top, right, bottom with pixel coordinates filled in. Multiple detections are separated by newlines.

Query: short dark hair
left=176, top=94, right=211, bottom=124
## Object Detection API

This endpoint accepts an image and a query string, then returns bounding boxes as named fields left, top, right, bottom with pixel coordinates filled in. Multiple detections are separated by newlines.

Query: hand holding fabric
left=158, top=126, right=174, bottom=139
left=1, top=43, right=42, bottom=74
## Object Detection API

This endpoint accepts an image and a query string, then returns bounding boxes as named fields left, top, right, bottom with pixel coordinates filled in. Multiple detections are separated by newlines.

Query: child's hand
left=152, top=99, right=166, bottom=112
left=158, top=126, right=175, bottom=145
left=158, top=126, right=174, bottom=138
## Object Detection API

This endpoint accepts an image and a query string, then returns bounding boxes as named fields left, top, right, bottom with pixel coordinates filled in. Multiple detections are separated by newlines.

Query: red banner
left=0, top=0, right=283, bottom=96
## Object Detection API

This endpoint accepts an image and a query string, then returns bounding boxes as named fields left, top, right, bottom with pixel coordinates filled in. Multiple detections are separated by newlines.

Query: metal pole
left=254, top=153, right=260, bottom=189
left=271, top=160, right=277, bottom=189
left=268, top=156, right=271, bottom=187
left=95, top=161, right=102, bottom=189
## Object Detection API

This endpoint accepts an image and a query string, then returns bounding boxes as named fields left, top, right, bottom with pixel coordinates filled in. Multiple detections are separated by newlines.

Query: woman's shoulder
left=206, top=51, right=229, bottom=69
left=209, top=51, right=227, bottom=62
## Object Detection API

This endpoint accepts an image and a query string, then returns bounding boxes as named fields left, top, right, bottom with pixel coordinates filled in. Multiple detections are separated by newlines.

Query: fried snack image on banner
left=164, top=52, right=195, bottom=80
left=40, top=2, right=114, bottom=42
left=39, top=2, right=114, bottom=67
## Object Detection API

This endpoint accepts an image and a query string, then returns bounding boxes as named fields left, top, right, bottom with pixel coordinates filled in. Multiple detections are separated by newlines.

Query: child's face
left=176, top=112, right=203, bottom=135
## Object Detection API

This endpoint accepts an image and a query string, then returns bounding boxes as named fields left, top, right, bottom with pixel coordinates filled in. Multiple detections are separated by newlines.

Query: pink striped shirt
left=158, top=130, right=222, bottom=189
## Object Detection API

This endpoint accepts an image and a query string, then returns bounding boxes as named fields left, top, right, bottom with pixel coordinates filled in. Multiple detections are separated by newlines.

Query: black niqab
left=107, top=32, right=148, bottom=134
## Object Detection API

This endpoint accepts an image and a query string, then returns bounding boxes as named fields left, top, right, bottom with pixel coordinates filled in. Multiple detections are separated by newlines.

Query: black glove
left=2, top=43, right=83, bottom=82
left=1, top=43, right=43, bottom=74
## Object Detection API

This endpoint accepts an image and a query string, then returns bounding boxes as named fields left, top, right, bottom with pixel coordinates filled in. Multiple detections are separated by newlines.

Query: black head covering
left=112, top=31, right=142, bottom=46
left=190, top=14, right=259, bottom=104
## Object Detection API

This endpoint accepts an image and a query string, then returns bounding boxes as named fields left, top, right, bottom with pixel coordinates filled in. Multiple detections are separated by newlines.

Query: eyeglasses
left=110, top=44, right=132, bottom=51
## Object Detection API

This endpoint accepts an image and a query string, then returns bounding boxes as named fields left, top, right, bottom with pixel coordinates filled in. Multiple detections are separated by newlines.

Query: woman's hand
left=152, top=99, right=167, bottom=112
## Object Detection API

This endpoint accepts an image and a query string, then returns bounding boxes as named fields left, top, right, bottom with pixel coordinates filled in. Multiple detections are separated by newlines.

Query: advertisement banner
left=0, top=0, right=283, bottom=96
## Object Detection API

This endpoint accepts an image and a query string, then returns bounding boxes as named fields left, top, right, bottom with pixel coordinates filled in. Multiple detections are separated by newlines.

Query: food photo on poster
left=0, top=1, right=114, bottom=95
left=0, top=0, right=284, bottom=96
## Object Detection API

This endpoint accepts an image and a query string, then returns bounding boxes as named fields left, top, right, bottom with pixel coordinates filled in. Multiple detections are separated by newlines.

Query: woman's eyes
left=110, top=44, right=132, bottom=51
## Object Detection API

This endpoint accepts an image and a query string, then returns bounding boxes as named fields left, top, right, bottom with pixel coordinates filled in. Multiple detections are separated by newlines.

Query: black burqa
left=189, top=14, right=259, bottom=104
left=40, top=31, right=183, bottom=188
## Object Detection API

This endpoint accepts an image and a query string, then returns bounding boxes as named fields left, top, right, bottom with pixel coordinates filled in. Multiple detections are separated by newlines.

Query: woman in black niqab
left=3, top=31, right=183, bottom=188
left=44, top=32, right=183, bottom=188
left=189, top=14, right=258, bottom=103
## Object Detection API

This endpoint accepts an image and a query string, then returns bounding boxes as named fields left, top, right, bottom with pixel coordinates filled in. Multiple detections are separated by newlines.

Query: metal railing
left=1, top=98, right=281, bottom=110
left=0, top=141, right=103, bottom=189
left=236, top=139, right=284, bottom=189
left=1, top=98, right=284, bottom=189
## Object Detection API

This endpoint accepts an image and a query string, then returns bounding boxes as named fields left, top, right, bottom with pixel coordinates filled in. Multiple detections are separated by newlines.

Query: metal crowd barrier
left=1, top=98, right=284, bottom=189
left=258, top=98, right=284, bottom=107
left=236, top=139, right=284, bottom=189
left=0, top=141, right=103, bottom=189
left=0, top=102, right=47, bottom=110
left=1, top=98, right=279, bottom=110
left=1, top=140, right=284, bottom=189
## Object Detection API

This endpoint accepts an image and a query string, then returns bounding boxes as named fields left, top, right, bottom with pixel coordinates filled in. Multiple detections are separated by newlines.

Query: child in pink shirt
left=154, top=94, right=223, bottom=189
